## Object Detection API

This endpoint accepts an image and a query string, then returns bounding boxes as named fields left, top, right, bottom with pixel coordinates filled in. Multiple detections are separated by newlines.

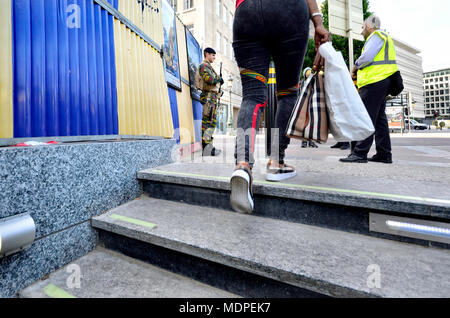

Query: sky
left=367, top=0, right=450, bottom=72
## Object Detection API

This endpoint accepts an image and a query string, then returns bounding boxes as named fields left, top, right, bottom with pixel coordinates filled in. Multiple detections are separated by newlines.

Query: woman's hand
left=306, top=0, right=331, bottom=50
left=314, top=25, right=331, bottom=51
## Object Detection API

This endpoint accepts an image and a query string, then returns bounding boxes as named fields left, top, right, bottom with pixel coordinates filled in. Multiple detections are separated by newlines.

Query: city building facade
left=391, top=37, right=425, bottom=119
left=169, top=0, right=242, bottom=133
left=423, top=68, right=450, bottom=120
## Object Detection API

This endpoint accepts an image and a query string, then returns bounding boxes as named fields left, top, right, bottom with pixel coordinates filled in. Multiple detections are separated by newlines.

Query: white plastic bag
left=319, top=42, right=375, bottom=142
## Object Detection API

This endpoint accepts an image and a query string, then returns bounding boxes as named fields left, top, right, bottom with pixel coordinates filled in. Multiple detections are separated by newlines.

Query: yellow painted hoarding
left=0, top=0, right=13, bottom=138
left=114, top=19, right=173, bottom=137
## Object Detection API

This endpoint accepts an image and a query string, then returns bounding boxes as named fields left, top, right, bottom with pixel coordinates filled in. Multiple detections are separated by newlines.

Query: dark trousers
left=352, top=77, right=392, bottom=158
left=232, top=0, right=310, bottom=167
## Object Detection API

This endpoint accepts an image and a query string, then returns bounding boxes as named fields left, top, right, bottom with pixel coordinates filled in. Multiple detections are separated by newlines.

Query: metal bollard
left=265, top=59, right=277, bottom=157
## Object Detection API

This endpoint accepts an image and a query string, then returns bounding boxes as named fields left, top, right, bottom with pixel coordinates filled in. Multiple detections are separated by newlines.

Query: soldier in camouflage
left=196, top=48, right=224, bottom=156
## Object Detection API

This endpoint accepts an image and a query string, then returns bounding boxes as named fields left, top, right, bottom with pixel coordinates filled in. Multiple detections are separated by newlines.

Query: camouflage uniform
left=198, top=60, right=222, bottom=147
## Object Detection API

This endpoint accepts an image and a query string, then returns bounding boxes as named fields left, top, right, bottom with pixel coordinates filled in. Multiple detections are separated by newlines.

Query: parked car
left=404, top=119, right=428, bottom=130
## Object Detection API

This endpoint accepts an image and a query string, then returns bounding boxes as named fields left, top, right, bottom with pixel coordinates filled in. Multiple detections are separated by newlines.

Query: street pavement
left=178, top=132, right=450, bottom=203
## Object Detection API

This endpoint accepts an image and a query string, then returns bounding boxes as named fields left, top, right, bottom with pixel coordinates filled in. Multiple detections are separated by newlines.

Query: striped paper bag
left=286, top=72, right=329, bottom=144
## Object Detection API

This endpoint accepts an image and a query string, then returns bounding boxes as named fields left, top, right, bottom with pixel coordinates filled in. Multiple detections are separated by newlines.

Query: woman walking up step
left=230, top=0, right=331, bottom=214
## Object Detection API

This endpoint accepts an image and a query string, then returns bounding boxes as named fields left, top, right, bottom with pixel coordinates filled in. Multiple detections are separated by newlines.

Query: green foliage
left=439, top=121, right=446, bottom=129
left=303, top=0, right=373, bottom=75
left=432, top=120, right=439, bottom=127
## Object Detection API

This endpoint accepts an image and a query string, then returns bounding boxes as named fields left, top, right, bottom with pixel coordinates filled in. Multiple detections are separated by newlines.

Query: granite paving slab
left=1, top=222, right=97, bottom=298
left=19, top=247, right=239, bottom=298
left=137, top=162, right=450, bottom=219
left=0, top=139, right=176, bottom=239
left=92, top=196, right=450, bottom=298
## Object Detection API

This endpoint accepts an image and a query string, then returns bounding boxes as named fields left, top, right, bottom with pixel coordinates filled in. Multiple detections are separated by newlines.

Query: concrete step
left=19, top=247, right=239, bottom=298
left=91, top=196, right=450, bottom=298
left=137, top=163, right=450, bottom=249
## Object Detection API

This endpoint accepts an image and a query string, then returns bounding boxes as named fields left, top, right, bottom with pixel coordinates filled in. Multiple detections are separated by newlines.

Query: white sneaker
left=265, top=161, right=297, bottom=182
left=230, top=163, right=254, bottom=214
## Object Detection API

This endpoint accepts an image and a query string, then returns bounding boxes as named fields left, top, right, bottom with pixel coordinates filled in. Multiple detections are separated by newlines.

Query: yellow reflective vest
left=357, top=30, right=398, bottom=88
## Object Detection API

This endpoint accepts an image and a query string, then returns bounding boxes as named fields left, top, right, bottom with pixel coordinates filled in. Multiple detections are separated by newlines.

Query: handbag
left=388, top=71, right=404, bottom=96
left=286, top=53, right=329, bottom=144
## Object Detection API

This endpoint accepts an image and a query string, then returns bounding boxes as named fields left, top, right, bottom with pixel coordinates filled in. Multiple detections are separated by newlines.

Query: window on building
left=216, top=32, right=222, bottom=52
left=229, top=11, right=233, bottom=25
left=184, top=0, right=193, bottom=10
left=168, top=0, right=177, bottom=11
left=216, top=0, right=221, bottom=16
left=223, top=38, right=228, bottom=57
left=224, top=38, right=228, bottom=57
left=446, top=89, right=449, bottom=94
left=186, top=24, right=194, bottom=33
left=425, top=80, right=429, bottom=84
left=223, top=4, right=227, bottom=22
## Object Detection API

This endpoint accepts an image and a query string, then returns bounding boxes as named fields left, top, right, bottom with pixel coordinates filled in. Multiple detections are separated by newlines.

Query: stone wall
left=0, top=138, right=176, bottom=297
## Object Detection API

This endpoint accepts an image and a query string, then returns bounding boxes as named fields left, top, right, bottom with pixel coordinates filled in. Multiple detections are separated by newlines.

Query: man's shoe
left=339, top=154, right=368, bottom=163
left=230, top=162, right=254, bottom=214
left=368, top=154, right=393, bottom=164
left=266, top=160, right=297, bottom=182
left=202, top=144, right=222, bottom=157
left=331, top=142, right=342, bottom=149
left=340, top=143, right=350, bottom=150
left=309, top=141, right=319, bottom=148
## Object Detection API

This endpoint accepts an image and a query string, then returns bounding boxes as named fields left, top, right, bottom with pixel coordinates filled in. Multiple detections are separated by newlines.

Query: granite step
left=91, top=196, right=450, bottom=298
left=137, top=163, right=450, bottom=249
left=19, top=247, right=239, bottom=298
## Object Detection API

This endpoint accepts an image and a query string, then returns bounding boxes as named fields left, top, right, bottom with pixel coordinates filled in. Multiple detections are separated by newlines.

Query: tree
left=303, top=0, right=373, bottom=75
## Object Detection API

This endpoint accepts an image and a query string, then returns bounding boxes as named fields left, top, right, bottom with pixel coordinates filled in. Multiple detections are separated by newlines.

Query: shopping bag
left=286, top=53, right=328, bottom=143
left=318, top=42, right=375, bottom=142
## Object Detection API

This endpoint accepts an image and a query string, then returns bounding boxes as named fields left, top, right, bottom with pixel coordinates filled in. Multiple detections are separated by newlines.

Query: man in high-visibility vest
left=340, top=15, right=397, bottom=164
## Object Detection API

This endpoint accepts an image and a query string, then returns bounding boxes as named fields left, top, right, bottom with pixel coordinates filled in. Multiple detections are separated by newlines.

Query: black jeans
left=351, top=77, right=392, bottom=158
left=233, top=0, right=310, bottom=167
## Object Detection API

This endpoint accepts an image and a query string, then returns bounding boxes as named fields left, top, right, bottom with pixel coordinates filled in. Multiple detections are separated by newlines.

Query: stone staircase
left=20, top=162, right=450, bottom=298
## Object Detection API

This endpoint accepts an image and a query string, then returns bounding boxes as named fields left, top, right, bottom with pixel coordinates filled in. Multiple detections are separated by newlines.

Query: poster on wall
left=185, top=27, right=203, bottom=101
left=162, top=0, right=182, bottom=90
left=386, top=106, right=404, bottom=131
